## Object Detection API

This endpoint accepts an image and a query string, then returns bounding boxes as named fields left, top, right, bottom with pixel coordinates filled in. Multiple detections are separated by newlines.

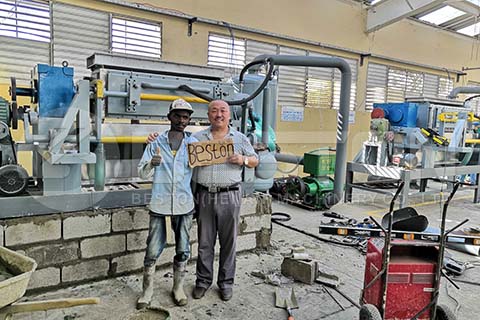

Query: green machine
left=272, top=148, right=336, bottom=210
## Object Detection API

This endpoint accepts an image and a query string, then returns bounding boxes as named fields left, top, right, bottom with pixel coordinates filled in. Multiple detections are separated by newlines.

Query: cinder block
left=239, top=214, right=271, bottom=234
left=236, top=233, right=257, bottom=252
left=240, top=196, right=258, bottom=215
left=5, top=217, right=61, bottom=246
left=28, top=267, right=60, bottom=290
left=80, top=234, right=125, bottom=258
left=112, top=252, right=144, bottom=274
left=25, top=241, right=79, bottom=268
left=112, top=208, right=149, bottom=232
left=127, top=230, right=149, bottom=251
left=62, top=259, right=109, bottom=283
left=281, top=257, right=317, bottom=284
left=256, top=192, right=272, bottom=215
left=63, top=213, right=111, bottom=240
left=256, top=228, right=271, bottom=249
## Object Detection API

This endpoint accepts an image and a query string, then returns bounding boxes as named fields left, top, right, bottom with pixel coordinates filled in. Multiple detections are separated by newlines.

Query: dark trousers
left=195, top=188, right=241, bottom=290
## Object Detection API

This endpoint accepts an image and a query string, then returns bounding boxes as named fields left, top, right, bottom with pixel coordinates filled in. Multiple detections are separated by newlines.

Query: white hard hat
left=168, top=99, right=194, bottom=114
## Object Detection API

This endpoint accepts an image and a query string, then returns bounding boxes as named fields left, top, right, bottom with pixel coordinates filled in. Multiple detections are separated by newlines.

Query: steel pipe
left=252, top=55, right=351, bottom=206
left=140, top=93, right=208, bottom=104
left=448, top=86, right=480, bottom=99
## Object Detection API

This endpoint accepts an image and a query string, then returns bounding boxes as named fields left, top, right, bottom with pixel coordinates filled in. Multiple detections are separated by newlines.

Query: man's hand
left=151, top=147, right=162, bottom=166
left=146, top=132, right=159, bottom=144
left=227, top=154, right=244, bottom=166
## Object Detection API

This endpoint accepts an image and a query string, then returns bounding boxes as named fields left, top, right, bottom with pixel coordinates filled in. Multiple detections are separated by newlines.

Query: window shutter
left=305, top=51, right=334, bottom=108
left=333, top=57, right=358, bottom=110
left=0, top=0, right=50, bottom=82
left=52, top=2, right=109, bottom=80
left=111, top=17, right=161, bottom=58
left=207, top=33, right=245, bottom=78
left=423, top=74, right=439, bottom=98
left=277, top=46, right=306, bottom=108
left=366, top=63, right=388, bottom=110
left=438, top=77, right=454, bottom=98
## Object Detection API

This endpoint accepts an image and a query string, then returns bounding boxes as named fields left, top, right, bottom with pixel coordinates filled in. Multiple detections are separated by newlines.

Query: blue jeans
left=144, top=212, right=193, bottom=267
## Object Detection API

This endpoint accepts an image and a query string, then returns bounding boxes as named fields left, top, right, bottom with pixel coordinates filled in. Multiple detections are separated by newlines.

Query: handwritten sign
left=188, top=139, right=234, bottom=167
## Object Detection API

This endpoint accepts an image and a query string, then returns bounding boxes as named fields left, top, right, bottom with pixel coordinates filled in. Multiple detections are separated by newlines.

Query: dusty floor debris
left=9, top=186, right=480, bottom=319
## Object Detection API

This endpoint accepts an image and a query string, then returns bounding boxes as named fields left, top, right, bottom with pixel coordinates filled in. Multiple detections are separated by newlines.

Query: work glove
left=151, top=147, right=162, bottom=166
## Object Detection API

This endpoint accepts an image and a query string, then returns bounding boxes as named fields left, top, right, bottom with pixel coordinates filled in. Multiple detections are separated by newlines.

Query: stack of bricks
left=0, top=193, right=271, bottom=292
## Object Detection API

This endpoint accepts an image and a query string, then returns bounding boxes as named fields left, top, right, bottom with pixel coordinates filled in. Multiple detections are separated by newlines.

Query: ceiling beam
left=449, top=0, right=480, bottom=16
left=367, top=0, right=448, bottom=32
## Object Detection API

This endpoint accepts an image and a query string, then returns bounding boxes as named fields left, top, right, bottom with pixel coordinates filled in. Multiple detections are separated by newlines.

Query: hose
left=178, top=58, right=275, bottom=106
left=271, top=212, right=358, bottom=247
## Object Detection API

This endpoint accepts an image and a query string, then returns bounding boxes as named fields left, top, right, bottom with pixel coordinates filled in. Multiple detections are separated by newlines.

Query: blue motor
left=373, top=103, right=419, bottom=127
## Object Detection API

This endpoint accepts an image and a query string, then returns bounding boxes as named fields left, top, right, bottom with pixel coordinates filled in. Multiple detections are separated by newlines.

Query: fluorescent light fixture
left=419, top=6, right=465, bottom=25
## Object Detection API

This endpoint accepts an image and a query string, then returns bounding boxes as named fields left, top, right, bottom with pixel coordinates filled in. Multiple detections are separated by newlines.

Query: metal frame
left=0, top=186, right=150, bottom=219
left=345, top=161, right=480, bottom=207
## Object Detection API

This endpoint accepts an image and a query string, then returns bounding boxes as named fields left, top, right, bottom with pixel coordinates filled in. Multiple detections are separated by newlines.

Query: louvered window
left=305, top=52, right=333, bottom=108
left=366, top=63, right=388, bottom=110
left=438, top=77, right=454, bottom=98
left=245, top=39, right=277, bottom=75
left=333, top=58, right=358, bottom=110
left=0, top=0, right=50, bottom=42
left=53, top=3, right=109, bottom=80
left=207, top=33, right=245, bottom=78
left=111, top=17, right=161, bottom=58
left=366, top=63, right=455, bottom=110
left=277, top=46, right=307, bottom=109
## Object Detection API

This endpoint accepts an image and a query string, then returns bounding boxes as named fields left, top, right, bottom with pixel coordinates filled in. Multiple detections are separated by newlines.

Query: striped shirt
left=193, top=127, right=257, bottom=187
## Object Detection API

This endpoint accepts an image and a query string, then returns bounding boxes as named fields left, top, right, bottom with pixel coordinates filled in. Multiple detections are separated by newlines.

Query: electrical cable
left=444, top=281, right=461, bottom=316
left=271, top=212, right=359, bottom=247
left=178, top=58, right=274, bottom=106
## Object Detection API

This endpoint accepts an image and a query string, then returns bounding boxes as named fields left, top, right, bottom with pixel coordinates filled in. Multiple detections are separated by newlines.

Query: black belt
left=198, top=184, right=240, bottom=193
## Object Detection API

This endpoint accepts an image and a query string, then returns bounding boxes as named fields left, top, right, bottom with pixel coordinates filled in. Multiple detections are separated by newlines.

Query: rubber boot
left=172, top=261, right=188, bottom=306
left=136, top=265, right=155, bottom=309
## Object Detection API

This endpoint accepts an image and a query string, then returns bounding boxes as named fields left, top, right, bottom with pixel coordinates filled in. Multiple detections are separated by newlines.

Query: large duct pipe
left=448, top=86, right=480, bottom=99
left=252, top=55, right=351, bottom=207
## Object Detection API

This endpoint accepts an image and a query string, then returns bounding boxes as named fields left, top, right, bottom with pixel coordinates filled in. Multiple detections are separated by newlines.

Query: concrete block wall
left=1, top=193, right=271, bottom=292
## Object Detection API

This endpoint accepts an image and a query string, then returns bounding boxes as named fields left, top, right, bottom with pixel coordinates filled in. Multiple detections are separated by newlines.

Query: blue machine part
left=35, top=64, right=75, bottom=117
left=373, top=103, right=419, bottom=128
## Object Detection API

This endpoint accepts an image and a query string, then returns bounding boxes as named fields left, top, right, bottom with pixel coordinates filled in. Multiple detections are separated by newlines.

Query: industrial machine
left=346, top=96, right=480, bottom=207
left=0, top=53, right=354, bottom=218
left=270, top=148, right=336, bottom=210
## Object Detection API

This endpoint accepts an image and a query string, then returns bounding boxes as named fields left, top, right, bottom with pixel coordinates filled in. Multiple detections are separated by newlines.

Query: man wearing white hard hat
left=136, top=99, right=197, bottom=308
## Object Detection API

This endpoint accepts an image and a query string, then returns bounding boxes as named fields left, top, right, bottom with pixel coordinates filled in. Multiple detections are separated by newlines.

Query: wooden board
left=188, top=139, right=234, bottom=167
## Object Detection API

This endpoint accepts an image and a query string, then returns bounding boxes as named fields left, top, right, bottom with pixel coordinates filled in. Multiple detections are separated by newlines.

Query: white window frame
left=207, top=33, right=246, bottom=77
left=111, top=16, right=161, bottom=58
left=0, top=0, right=50, bottom=43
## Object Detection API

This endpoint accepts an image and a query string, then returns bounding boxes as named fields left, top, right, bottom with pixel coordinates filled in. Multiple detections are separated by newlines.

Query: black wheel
left=435, top=304, right=456, bottom=320
left=359, top=304, right=382, bottom=320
